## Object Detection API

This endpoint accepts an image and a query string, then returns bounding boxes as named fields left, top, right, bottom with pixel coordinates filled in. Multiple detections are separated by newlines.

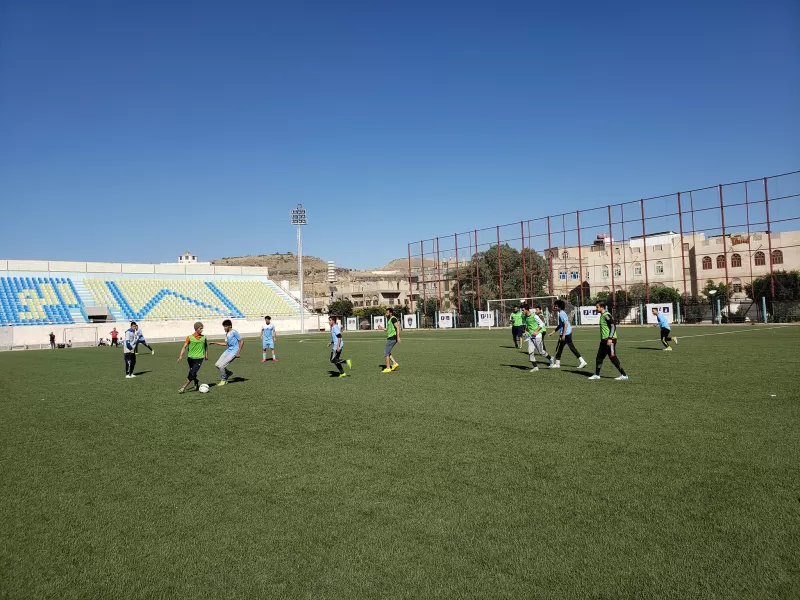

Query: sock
left=263, top=353, right=266, bottom=360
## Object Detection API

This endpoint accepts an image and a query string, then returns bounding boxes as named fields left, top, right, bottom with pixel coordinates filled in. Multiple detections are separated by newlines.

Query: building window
left=614, top=265, right=622, bottom=277
left=653, top=244, right=663, bottom=251
left=683, top=243, right=690, bottom=251
left=731, top=253, right=742, bottom=268
left=732, top=278, right=742, bottom=294
left=633, top=263, right=642, bottom=276
left=753, top=233, right=763, bottom=241
left=562, top=251, right=569, bottom=259
left=569, top=271, right=579, bottom=280
left=655, top=261, right=664, bottom=274
left=754, top=251, right=766, bottom=266
left=716, top=255, right=725, bottom=269
left=771, top=250, right=784, bottom=265
left=558, top=271, right=567, bottom=281
left=601, top=266, right=609, bottom=279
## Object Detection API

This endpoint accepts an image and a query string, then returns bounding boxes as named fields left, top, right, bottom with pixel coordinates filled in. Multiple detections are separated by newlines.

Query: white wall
left=0, top=314, right=330, bottom=350
left=1, top=259, right=269, bottom=277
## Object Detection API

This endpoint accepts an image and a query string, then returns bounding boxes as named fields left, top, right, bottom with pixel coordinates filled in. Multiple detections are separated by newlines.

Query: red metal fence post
left=520, top=221, right=527, bottom=299
left=546, top=216, right=553, bottom=296
left=677, top=192, right=688, bottom=299
left=576, top=210, right=584, bottom=305
left=607, top=206, right=616, bottom=300
left=764, top=178, right=775, bottom=298
left=454, top=233, right=461, bottom=318
left=496, top=225, right=503, bottom=306
left=435, top=236, right=442, bottom=310
left=475, top=230, right=482, bottom=310
left=640, top=199, right=650, bottom=303
left=420, top=240, right=427, bottom=312
left=718, top=185, right=731, bottom=315
left=407, top=243, right=414, bottom=313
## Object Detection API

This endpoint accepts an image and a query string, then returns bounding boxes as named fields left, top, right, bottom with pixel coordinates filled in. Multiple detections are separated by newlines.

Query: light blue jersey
left=558, top=310, right=572, bottom=335
left=262, top=324, right=275, bottom=343
left=225, top=330, right=241, bottom=354
left=330, top=323, right=343, bottom=349
left=656, top=312, right=670, bottom=330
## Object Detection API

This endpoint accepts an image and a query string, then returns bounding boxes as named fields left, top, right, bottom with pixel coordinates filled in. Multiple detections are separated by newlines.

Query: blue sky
left=1, top=0, right=798, bottom=270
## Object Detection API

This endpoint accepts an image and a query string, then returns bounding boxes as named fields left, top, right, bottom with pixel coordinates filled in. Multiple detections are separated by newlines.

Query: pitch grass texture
left=1, top=326, right=799, bottom=599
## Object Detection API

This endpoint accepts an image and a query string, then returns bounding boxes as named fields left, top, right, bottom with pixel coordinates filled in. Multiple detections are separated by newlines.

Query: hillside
left=212, top=253, right=436, bottom=279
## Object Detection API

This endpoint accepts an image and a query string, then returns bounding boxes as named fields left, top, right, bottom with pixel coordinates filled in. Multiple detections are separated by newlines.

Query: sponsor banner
left=579, top=306, right=601, bottom=325
left=345, top=317, right=359, bottom=331
left=477, top=311, right=495, bottom=327
left=404, top=314, right=418, bottom=329
left=372, top=315, right=386, bottom=330
left=438, top=312, right=454, bottom=328
left=646, top=303, right=674, bottom=324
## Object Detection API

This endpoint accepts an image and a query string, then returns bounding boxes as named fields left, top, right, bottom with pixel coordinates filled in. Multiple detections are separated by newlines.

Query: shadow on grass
left=328, top=370, right=345, bottom=377
left=634, top=346, right=664, bottom=351
left=501, top=364, right=531, bottom=371
left=132, top=371, right=152, bottom=376
left=209, top=377, right=248, bottom=387
left=564, top=370, right=593, bottom=378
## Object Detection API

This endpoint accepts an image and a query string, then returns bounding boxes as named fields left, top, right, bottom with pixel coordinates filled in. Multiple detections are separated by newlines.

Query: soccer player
left=261, top=316, right=277, bottom=363
left=135, top=327, right=154, bottom=355
left=510, top=305, right=524, bottom=349
left=548, top=300, right=587, bottom=369
left=522, top=304, right=552, bottom=371
left=110, top=327, right=119, bottom=347
left=49, top=332, right=56, bottom=349
left=327, top=316, right=352, bottom=377
left=652, top=308, right=677, bottom=351
left=211, top=319, right=243, bottom=386
left=177, top=321, right=208, bottom=393
left=381, top=307, right=401, bottom=373
left=588, top=301, right=629, bottom=381
left=124, top=322, right=139, bottom=378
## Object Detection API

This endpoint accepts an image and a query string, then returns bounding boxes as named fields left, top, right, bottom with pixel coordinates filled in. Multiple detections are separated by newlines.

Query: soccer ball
left=198, top=384, right=210, bottom=393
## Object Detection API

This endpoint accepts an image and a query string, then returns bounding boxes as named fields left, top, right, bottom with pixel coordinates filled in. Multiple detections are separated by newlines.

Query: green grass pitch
left=1, top=325, right=799, bottom=599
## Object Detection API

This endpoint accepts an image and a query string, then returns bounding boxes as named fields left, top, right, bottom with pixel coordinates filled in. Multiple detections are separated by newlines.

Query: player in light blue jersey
left=547, top=299, right=587, bottom=369
left=327, top=316, right=351, bottom=378
left=653, top=307, right=677, bottom=351
left=211, top=319, right=243, bottom=385
left=261, top=316, right=277, bottom=363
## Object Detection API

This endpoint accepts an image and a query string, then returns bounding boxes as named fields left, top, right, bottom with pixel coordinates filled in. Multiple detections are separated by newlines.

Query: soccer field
left=1, top=325, right=799, bottom=599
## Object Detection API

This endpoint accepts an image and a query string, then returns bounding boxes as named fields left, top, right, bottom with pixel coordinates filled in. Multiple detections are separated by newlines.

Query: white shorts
left=527, top=334, right=547, bottom=357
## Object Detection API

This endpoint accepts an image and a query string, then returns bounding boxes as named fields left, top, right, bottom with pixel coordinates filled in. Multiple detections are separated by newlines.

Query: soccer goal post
left=487, top=296, right=558, bottom=326
left=63, top=326, right=98, bottom=348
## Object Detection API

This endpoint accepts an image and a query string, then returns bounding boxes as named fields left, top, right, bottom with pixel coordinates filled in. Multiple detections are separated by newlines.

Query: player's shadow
left=328, top=370, right=344, bottom=377
left=501, top=364, right=532, bottom=371
left=133, top=370, right=152, bottom=376
left=564, top=370, right=593, bottom=378
left=634, top=346, right=663, bottom=351
left=210, top=377, right=248, bottom=386
left=500, top=345, right=519, bottom=349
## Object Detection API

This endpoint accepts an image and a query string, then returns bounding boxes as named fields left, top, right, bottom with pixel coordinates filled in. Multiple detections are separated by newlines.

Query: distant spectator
left=49, top=332, right=56, bottom=349
left=110, top=328, right=119, bottom=347
left=66, top=340, right=72, bottom=348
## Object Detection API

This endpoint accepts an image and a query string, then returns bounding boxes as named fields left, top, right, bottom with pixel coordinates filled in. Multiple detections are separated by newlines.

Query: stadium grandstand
left=0, top=258, right=318, bottom=350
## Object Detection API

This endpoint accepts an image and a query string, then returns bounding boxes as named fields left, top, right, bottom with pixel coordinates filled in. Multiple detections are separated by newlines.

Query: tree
left=648, top=285, right=682, bottom=304
left=327, top=298, right=354, bottom=318
left=450, top=244, right=550, bottom=308
left=745, top=270, right=800, bottom=301
left=702, top=280, right=729, bottom=302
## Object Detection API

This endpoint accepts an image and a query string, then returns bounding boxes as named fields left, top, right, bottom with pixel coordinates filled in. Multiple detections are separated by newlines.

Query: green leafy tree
left=327, top=298, right=354, bottom=318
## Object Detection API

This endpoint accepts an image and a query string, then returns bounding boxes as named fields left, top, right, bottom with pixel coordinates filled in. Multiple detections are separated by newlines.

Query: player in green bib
left=522, top=304, right=553, bottom=371
left=588, top=301, right=628, bottom=381
left=177, top=321, right=209, bottom=392
left=382, top=308, right=401, bottom=372
left=510, top=306, right=525, bottom=348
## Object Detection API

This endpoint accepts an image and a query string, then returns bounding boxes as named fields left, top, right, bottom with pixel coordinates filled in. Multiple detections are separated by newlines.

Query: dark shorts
left=660, top=327, right=671, bottom=338
left=513, top=325, right=525, bottom=337
left=187, top=357, right=204, bottom=379
left=384, top=338, right=397, bottom=357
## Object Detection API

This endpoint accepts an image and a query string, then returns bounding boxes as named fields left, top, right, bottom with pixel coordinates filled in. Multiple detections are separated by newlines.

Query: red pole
left=690, top=192, right=697, bottom=296
left=562, top=214, right=567, bottom=299
left=546, top=216, right=553, bottom=296
left=640, top=199, right=650, bottom=303
left=677, top=192, right=688, bottom=299
left=435, top=236, right=442, bottom=310
left=407, top=243, right=414, bottom=313
left=475, top=230, right=481, bottom=310
left=745, top=182, right=754, bottom=294
left=454, top=233, right=461, bottom=318
left=718, top=185, right=730, bottom=314
left=420, top=240, right=426, bottom=312
left=608, top=206, right=616, bottom=300
left=621, top=204, right=629, bottom=293
left=520, top=221, right=527, bottom=300
left=576, top=210, right=584, bottom=305
left=764, top=178, right=775, bottom=298
left=496, top=225, right=503, bottom=307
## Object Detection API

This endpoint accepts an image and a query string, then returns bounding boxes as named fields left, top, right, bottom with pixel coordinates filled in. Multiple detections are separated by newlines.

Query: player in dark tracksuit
left=588, top=301, right=628, bottom=381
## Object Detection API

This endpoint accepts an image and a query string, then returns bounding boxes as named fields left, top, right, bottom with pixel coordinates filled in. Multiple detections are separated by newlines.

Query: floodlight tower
left=290, top=204, right=307, bottom=334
